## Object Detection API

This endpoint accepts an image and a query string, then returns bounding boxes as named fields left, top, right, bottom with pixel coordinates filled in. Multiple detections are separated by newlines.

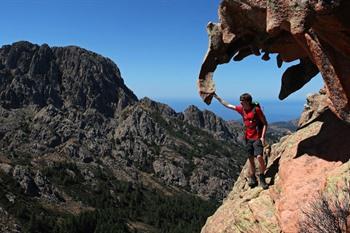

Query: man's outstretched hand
left=260, top=137, right=265, bottom=147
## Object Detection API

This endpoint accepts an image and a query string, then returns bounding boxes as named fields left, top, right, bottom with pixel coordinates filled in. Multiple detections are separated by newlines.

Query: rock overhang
left=198, top=0, right=350, bottom=122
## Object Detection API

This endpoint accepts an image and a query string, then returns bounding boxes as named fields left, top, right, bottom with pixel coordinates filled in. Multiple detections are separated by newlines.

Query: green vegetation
left=0, top=162, right=218, bottom=233
left=42, top=162, right=84, bottom=186
left=52, top=210, right=130, bottom=233
left=0, top=170, right=63, bottom=233
left=8, top=149, right=33, bottom=165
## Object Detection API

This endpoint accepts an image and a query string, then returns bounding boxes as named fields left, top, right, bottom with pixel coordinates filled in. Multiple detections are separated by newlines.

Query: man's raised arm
left=213, top=93, right=236, bottom=110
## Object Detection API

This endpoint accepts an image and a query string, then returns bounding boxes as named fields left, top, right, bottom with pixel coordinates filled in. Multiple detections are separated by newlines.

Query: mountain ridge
left=0, top=41, right=296, bottom=232
left=0, top=41, right=296, bottom=233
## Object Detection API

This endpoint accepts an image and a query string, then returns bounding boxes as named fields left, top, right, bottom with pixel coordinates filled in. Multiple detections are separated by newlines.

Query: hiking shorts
left=245, top=139, right=263, bottom=157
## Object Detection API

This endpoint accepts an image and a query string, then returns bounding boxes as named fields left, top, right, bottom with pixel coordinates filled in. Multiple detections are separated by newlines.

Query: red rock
left=198, top=0, right=350, bottom=123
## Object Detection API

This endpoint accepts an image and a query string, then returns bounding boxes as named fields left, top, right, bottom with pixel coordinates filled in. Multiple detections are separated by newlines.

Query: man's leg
left=256, top=155, right=266, bottom=174
left=248, top=156, right=256, bottom=176
left=247, top=156, right=258, bottom=187
left=254, top=141, right=268, bottom=189
left=246, top=140, right=258, bottom=187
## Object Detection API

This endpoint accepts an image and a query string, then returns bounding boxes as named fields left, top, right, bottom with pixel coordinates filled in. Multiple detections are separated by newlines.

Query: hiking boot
left=247, top=175, right=258, bottom=188
left=258, top=174, right=268, bottom=190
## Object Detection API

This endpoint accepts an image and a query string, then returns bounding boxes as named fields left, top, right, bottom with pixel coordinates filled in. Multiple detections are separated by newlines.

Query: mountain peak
left=0, top=41, right=137, bottom=116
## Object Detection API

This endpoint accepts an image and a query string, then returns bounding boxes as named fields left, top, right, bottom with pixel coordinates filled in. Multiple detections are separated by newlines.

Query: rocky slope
left=201, top=91, right=350, bottom=233
left=0, top=41, right=292, bottom=233
left=111, top=98, right=249, bottom=200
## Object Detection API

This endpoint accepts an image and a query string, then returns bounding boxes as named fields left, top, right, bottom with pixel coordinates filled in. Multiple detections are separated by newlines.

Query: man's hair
left=239, top=93, right=252, bottom=103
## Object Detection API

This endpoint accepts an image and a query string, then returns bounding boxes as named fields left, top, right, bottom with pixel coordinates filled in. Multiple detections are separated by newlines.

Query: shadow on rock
left=296, top=109, right=350, bottom=162
left=265, top=156, right=280, bottom=186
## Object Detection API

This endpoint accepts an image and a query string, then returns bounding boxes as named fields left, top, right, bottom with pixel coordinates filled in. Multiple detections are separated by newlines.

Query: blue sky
left=1, top=0, right=323, bottom=121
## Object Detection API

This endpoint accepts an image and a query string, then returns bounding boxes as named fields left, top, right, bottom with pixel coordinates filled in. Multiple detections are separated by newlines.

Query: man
left=214, top=92, right=269, bottom=189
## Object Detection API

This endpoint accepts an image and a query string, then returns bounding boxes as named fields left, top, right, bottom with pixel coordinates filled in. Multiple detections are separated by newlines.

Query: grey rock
left=5, top=193, right=15, bottom=203
left=184, top=105, right=240, bottom=142
left=189, top=155, right=240, bottom=200
left=0, top=163, right=12, bottom=174
left=0, top=41, right=138, bottom=114
left=153, top=159, right=187, bottom=187
left=12, top=165, right=39, bottom=196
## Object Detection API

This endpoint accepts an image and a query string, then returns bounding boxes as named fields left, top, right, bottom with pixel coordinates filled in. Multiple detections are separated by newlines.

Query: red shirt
left=235, top=105, right=265, bottom=140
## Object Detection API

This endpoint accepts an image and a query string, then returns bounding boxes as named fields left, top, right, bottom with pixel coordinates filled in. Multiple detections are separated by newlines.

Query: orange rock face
left=198, top=0, right=350, bottom=123
left=276, top=156, right=343, bottom=232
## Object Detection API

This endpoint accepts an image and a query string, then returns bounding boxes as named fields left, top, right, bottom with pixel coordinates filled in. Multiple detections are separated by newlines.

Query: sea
left=157, top=98, right=306, bottom=123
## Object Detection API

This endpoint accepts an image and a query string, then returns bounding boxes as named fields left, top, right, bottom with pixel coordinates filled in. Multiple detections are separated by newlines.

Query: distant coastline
left=155, top=98, right=305, bottom=123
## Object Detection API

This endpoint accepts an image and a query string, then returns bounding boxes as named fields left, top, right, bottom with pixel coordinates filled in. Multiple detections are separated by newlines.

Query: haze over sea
left=157, top=98, right=306, bottom=123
